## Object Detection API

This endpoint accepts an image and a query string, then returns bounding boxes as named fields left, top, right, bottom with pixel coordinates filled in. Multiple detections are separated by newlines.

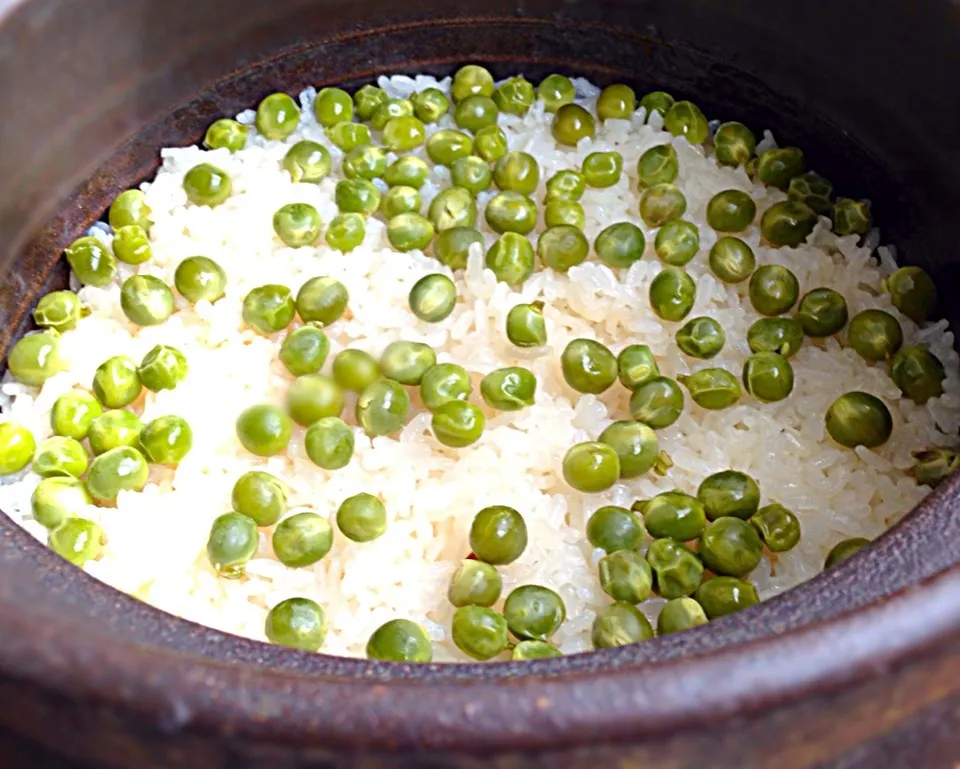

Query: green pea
left=640, top=90, right=675, bottom=117
left=561, top=339, right=617, bottom=394
left=538, top=225, right=589, bottom=272
left=335, top=178, right=380, bottom=214
left=649, top=266, right=696, bottom=322
left=641, top=491, right=706, bottom=541
left=203, top=118, right=247, bottom=152
left=562, top=441, right=621, bottom=493
left=760, top=200, right=818, bottom=247
left=235, top=404, right=292, bottom=456
left=788, top=171, right=834, bottom=215
left=32, top=436, right=87, bottom=478
left=592, top=602, right=654, bottom=649
left=448, top=559, right=502, bottom=608
left=295, top=277, right=348, bottom=326
left=847, top=309, right=903, bottom=362
left=658, top=597, right=709, bottom=635
left=279, top=324, right=329, bottom=376
left=7, top=332, right=62, bottom=386
left=545, top=170, right=586, bottom=201
left=598, top=420, right=659, bottom=479
left=450, top=156, right=492, bottom=194
left=494, top=151, right=540, bottom=195
left=265, top=597, right=326, bottom=651
left=452, top=605, right=508, bottom=661
left=452, top=65, right=495, bottom=102
left=0, top=422, right=35, bottom=475
left=283, top=140, right=332, bottom=183
left=51, top=390, right=102, bottom=440
left=367, top=619, right=433, bottom=663
left=713, top=122, right=757, bottom=167
left=581, top=151, right=623, bottom=188
left=429, top=187, right=477, bottom=231
left=431, top=400, right=485, bottom=447
left=84, top=445, right=149, bottom=502
left=882, top=266, right=937, bottom=324
left=454, top=95, right=499, bottom=134
left=504, top=585, right=566, bottom=640
left=890, top=346, right=945, bottom=404
left=473, top=125, right=508, bottom=163
left=370, top=97, right=413, bottom=132
left=485, top=191, right=538, bottom=235
left=426, top=129, right=474, bottom=166
left=617, top=344, right=659, bottom=389
left=696, top=577, right=759, bottom=619
left=747, top=317, right=804, bottom=358
left=353, top=84, right=387, bottom=121
left=49, top=517, right=104, bottom=566
left=486, top=233, right=535, bottom=286
left=232, top=470, right=287, bottom=526
left=544, top=200, right=585, bottom=229
left=388, top=213, right=435, bottom=252
left=286, top=374, right=344, bottom=426
left=356, top=379, right=409, bottom=435
left=313, top=87, right=353, bottom=126
left=305, top=417, right=354, bottom=470
left=679, top=367, right=741, bottom=410
left=420, top=363, right=472, bottom=411
left=494, top=76, right=535, bottom=115
left=676, top=317, right=725, bottom=359
left=407, top=274, right=456, bottom=323
left=636, top=144, right=679, bottom=189
left=742, top=352, right=794, bottom=403
left=706, top=190, right=757, bottom=233
left=87, top=410, right=143, bottom=456
left=653, top=220, right=698, bottom=266
left=332, top=349, right=380, bottom=393
left=243, top=284, right=295, bottom=333
left=111, top=225, right=152, bottom=265
left=412, top=87, right=450, bottom=123
left=120, top=275, right=174, bottom=326
left=32, top=476, right=92, bottom=529
left=33, top=291, right=83, bottom=333
left=586, top=223, right=643, bottom=271
left=380, top=186, right=421, bottom=220
left=469, top=505, right=528, bottom=565
left=337, top=492, right=387, bottom=542
left=598, top=550, right=653, bottom=605
left=255, top=92, right=300, bottom=139
left=92, top=356, right=141, bottom=408
left=639, top=183, right=687, bottom=228
left=380, top=341, right=436, bottom=385
left=433, top=227, right=484, bottom=270
left=325, top=213, right=366, bottom=253
left=699, top=517, right=764, bottom=577
left=756, top=147, right=804, bottom=189
left=174, top=256, right=226, bottom=304
left=697, top=471, right=760, bottom=521
left=629, top=377, right=684, bottom=429
left=65, top=236, right=116, bottom=287
left=139, top=415, right=192, bottom=465
left=749, top=265, right=799, bottom=316
left=646, top=538, right=704, bottom=598
left=384, top=155, right=429, bottom=189
left=273, top=512, right=333, bottom=567
left=913, top=448, right=960, bottom=489
left=707, top=237, right=754, bottom=283
left=597, top=83, right=636, bottom=121
left=136, top=346, right=186, bottom=396
left=534, top=74, right=574, bottom=112
left=342, top=145, right=387, bottom=181
left=750, top=503, right=801, bottom=553
left=663, top=100, right=709, bottom=144
left=552, top=103, right=596, bottom=146
left=383, top=116, right=426, bottom=151
left=586, top=506, right=644, bottom=553
left=824, top=537, right=871, bottom=569
left=182, top=163, right=232, bottom=207
left=109, top=189, right=151, bottom=231
left=480, top=367, right=536, bottom=411
left=206, top=512, right=258, bottom=577
left=825, top=392, right=893, bottom=449
left=796, top=288, right=848, bottom=337
left=512, top=640, right=562, bottom=660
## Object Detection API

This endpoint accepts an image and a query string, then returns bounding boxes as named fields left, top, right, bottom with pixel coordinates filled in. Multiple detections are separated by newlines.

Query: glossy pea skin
left=713, top=122, right=757, bottom=167
left=646, top=538, right=704, bottom=599
left=304, top=417, right=355, bottom=470
left=235, top=404, right=292, bottom=457
left=552, top=103, right=596, bottom=147
left=286, top=374, right=345, bottom=426
left=913, top=448, right=960, bottom=489
left=639, top=183, right=687, bottom=228
left=412, top=87, right=450, bottom=123
left=84, top=446, right=149, bottom=503
left=174, top=256, right=226, bottom=304
left=538, top=226, right=589, bottom=272
left=676, top=317, right=725, bottom=359
left=139, top=415, right=192, bottom=465
left=473, top=125, right=508, bottom=163
left=426, top=129, right=474, bottom=166
left=506, top=302, right=546, bottom=347
left=537, top=74, right=575, bottom=112
left=33, top=291, right=84, bottom=333
left=450, top=156, right=492, bottom=195
left=657, top=597, right=709, bottom=635
left=87, top=410, right=143, bottom=456
left=494, top=151, right=541, bottom=195
left=32, top=476, right=92, bottom=529
left=452, top=605, right=509, bottom=661
left=371, top=98, right=413, bottom=130
left=433, top=227, right=484, bottom=270
left=32, top=436, right=87, bottom=479
left=749, top=265, right=800, bottom=317
left=890, top=346, right=945, bottom=404
left=182, top=163, right=232, bottom=207
left=747, top=317, right=805, bottom=358
left=756, top=147, right=804, bottom=189
left=383, top=116, right=426, bottom=152
left=469, top=505, right=528, bottom=565
left=642, top=491, right=707, bottom=541
left=380, top=341, right=436, bottom=385
left=695, top=577, right=759, bottom=619
left=562, top=441, right=621, bottom=493
left=49, top=518, right=105, bottom=566
left=592, top=602, right=654, bottom=649
left=384, top=156, right=430, bottom=189
left=109, top=189, right=152, bottom=230
left=120, top=275, right=174, bottom=326
left=431, top=400, right=485, bottom=447
left=561, top=339, right=618, bottom=394
left=332, top=349, right=380, bottom=393
left=788, top=171, right=834, bottom=215
left=742, top=352, right=794, bottom=403
left=599, top=420, right=659, bottom=479
left=326, top=213, right=366, bottom=253
left=699, top=517, right=763, bottom=577
left=272, top=512, right=333, bottom=567
left=663, top=100, right=709, bottom=144
left=679, top=368, right=741, bottom=410
left=825, top=392, right=893, bottom=449
left=486, top=233, right=535, bottom=286
left=750, top=503, right=801, bottom=553
left=65, top=236, right=117, bottom=287
left=546, top=170, right=586, bottom=201
left=882, top=266, right=936, bottom=324
left=655, top=220, right=700, bottom=266
left=639, top=90, right=675, bottom=117
left=448, top=559, right=502, bottom=608
left=597, top=84, right=636, bottom=121
left=454, top=95, right=499, bottom=134
left=0, top=422, right=35, bottom=475
left=581, top=151, right=623, bottom=188
left=485, top=191, right=537, bottom=235
left=629, top=377, right=684, bottom=429
left=544, top=200, right=586, bottom=229
left=353, top=84, right=387, bottom=120
left=409, top=274, right=456, bottom=322
left=296, top=277, right=348, bottom=326
left=586, top=505, right=645, bottom=553
left=796, top=288, right=848, bottom=337
left=824, top=537, right=871, bottom=569
left=421, top=363, right=472, bottom=411
left=697, top=471, right=760, bottom=521
left=337, top=492, right=387, bottom=542
left=760, top=200, right=818, bottom=247
left=504, top=585, right=566, bottom=640
left=636, top=144, right=679, bottom=188
left=847, top=309, right=903, bottom=362
left=480, top=367, right=537, bottom=412
left=243, top=284, right=295, bottom=334
left=265, top=598, right=327, bottom=652
left=342, top=146, right=387, bottom=181
left=232, top=470, right=286, bottom=527
left=204, top=118, right=248, bottom=152
left=112, top=225, right=152, bottom=265
left=255, top=92, right=300, bottom=139
left=428, top=187, right=477, bottom=232
left=595, top=222, right=646, bottom=268
left=139, top=344, right=188, bottom=392
left=833, top=199, right=872, bottom=236
left=283, top=140, right=332, bottom=183
left=356, top=379, right=410, bottom=436
left=706, top=237, right=754, bottom=285
left=92, top=356, right=142, bottom=409
left=649, top=266, right=696, bottom=322
left=7, top=332, right=62, bottom=386
left=279, top=324, right=330, bottom=376
left=617, top=345, right=659, bottom=389
left=706, top=190, right=757, bottom=233
left=335, top=178, right=380, bottom=215
left=367, top=619, right=433, bottom=663
left=599, top=550, right=653, bottom=604
left=381, top=186, right=422, bottom=219
left=452, top=65, right=495, bottom=102
left=313, top=87, right=353, bottom=126
left=493, top=76, right=535, bottom=116
left=512, top=640, right=562, bottom=660
left=51, top=390, right=102, bottom=440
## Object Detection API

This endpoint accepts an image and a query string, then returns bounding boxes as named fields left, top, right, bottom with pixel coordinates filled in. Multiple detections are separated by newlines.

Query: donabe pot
left=1, top=1, right=960, bottom=767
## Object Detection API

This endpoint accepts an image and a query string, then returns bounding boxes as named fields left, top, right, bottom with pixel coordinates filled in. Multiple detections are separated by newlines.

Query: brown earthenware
left=2, top=0, right=960, bottom=766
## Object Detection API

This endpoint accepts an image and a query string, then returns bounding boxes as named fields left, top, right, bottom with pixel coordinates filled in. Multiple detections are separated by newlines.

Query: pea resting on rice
left=0, top=65, right=956, bottom=662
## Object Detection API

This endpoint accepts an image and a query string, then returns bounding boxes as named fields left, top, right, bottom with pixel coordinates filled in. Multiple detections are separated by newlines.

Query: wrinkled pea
left=646, top=538, right=704, bottom=599
left=87, top=410, right=143, bottom=456
left=335, top=178, right=380, bottom=214
left=788, top=171, right=833, bottom=215
left=485, top=191, right=537, bottom=235
left=636, top=144, right=679, bottom=188
left=639, top=183, right=687, bottom=228
left=655, top=220, right=699, bottom=266
left=480, top=367, right=537, bottom=411
left=473, top=124, right=508, bottom=162
left=747, top=317, right=804, bottom=358
left=243, top=284, right=295, bottom=333
left=342, top=145, right=387, bottom=181
left=617, top=344, right=659, bottom=389
left=796, top=288, right=848, bottom=337
left=384, top=155, right=429, bottom=189
left=326, top=213, right=366, bottom=253
left=833, top=199, right=872, bottom=236
left=709, top=237, right=755, bottom=284
left=890, top=346, right=945, bottom=404
left=742, top=352, right=794, bottom=403
left=33, top=436, right=87, bottom=479
left=676, top=316, right=725, bottom=359
left=882, top=266, right=936, bottom=324
left=92, top=356, right=141, bottom=408
left=494, top=76, right=535, bottom=115
left=581, top=151, right=622, bottom=188
left=749, top=503, right=801, bottom=552
left=713, top=122, right=756, bottom=167
left=678, top=367, right=741, bottom=410
left=429, top=187, right=477, bottom=232
left=381, top=186, right=422, bottom=219
left=421, top=363, right=472, bottom=411
left=84, top=445, right=149, bottom=502
left=66, top=236, right=116, bottom=287
left=663, top=100, right=709, bottom=144
left=544, top=200, right=585, bottom=229
left=111, top=225, right=152, bottom=265
left=592, top=602, right=654, bottom=649
left=629, top=377, right=684, bottom=429
left=203, top=118, right=247, bottom=152
left=433, top=227, right=484, bottom=270
left=756, top=147, right=804, bottom=189
left=283, top=140, right=331, bottom=183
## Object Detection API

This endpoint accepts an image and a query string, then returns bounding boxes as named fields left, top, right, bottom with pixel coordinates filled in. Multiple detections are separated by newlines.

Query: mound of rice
left=1, top=73, right=957, bottom=662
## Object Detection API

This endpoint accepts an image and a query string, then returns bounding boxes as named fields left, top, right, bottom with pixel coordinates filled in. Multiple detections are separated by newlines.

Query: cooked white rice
left=1, top=73, right=958, bottom=661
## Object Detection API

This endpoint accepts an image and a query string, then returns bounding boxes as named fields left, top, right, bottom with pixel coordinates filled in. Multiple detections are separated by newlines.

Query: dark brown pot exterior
left=2, top=1, right=960, bottom=767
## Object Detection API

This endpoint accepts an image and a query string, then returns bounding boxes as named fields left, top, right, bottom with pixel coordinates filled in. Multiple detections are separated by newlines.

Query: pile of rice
left=1, top=73, right=958, bottom=662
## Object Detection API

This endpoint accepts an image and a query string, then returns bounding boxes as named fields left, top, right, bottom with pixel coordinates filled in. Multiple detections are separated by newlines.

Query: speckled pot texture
left=2, top=1, right=960, bottom=767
